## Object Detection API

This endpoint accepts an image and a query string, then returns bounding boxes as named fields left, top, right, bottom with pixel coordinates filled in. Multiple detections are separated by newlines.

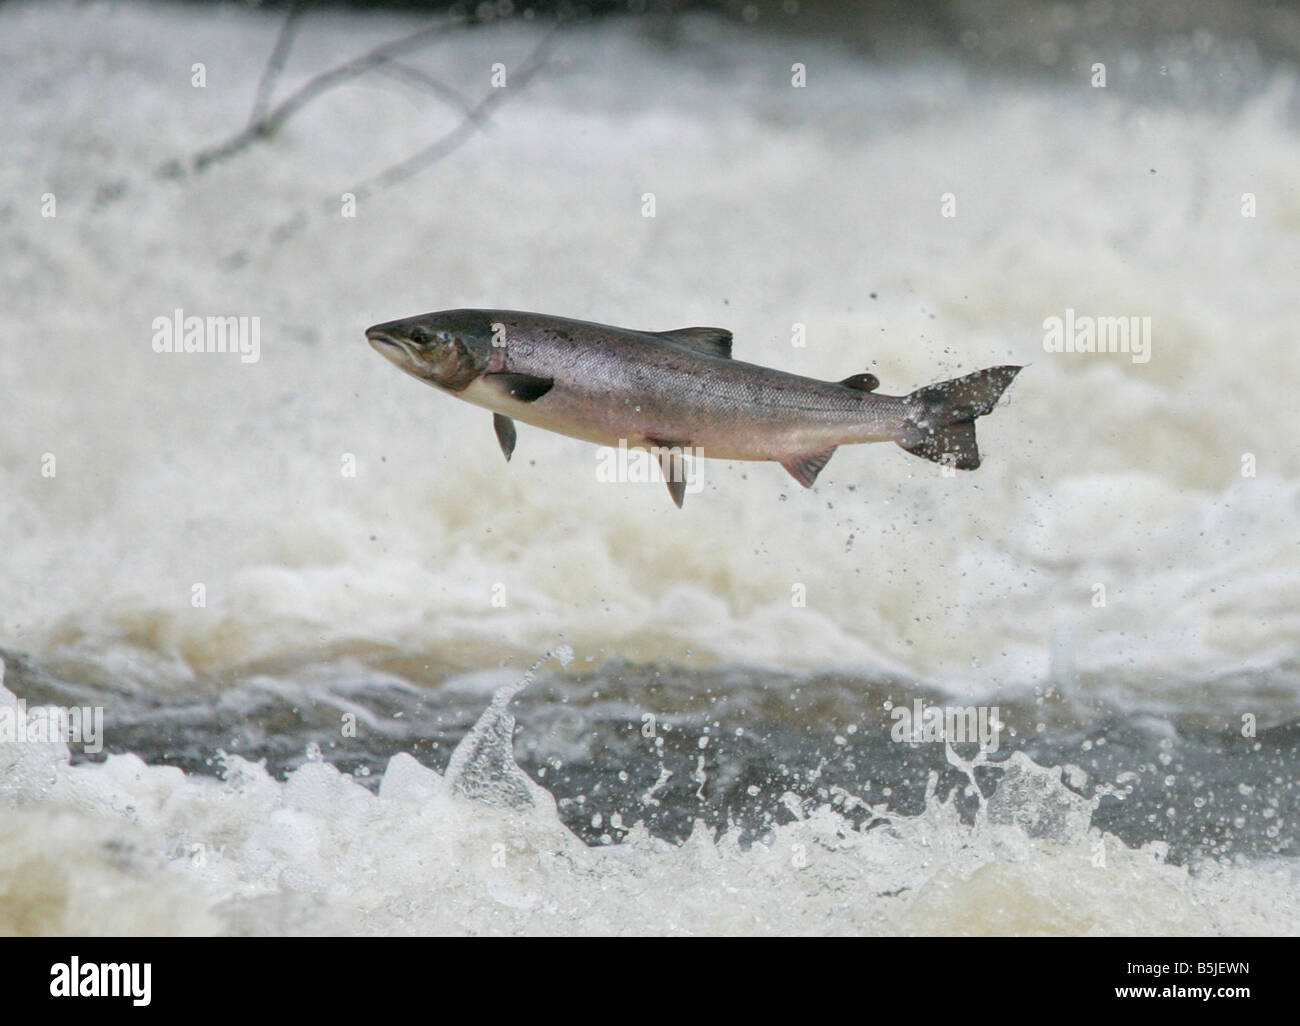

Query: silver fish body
left=366, top=308, right=1020, bottom=506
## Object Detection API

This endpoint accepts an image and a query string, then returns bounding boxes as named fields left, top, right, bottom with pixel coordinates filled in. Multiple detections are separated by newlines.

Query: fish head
left=365, top=310, right=495, bottom=391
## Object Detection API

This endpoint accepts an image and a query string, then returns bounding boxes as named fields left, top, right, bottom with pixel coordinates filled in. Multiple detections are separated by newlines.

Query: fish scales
left=366, top=308, right=1020, bottom=507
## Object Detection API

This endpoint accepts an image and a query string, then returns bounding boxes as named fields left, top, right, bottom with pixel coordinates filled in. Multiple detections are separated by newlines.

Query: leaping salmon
left=366, top=309, right=1020, bottom=507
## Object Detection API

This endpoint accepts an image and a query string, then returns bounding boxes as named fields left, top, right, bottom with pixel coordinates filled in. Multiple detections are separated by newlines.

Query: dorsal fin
left=651, top=327, right=733, bottom=359
left=840, top=372, right=880, bottom=392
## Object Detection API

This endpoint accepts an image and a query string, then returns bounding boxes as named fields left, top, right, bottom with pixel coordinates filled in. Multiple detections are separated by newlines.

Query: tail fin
left=897, top=365, right=1021, bottom=470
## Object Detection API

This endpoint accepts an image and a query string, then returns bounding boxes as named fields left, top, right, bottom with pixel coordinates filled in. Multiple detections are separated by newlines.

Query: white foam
left=3, top=5, right=1296, bottom=710
left=1, top=1, right=1298, bottom=934
left=2, top=668, right=1294, bottom=936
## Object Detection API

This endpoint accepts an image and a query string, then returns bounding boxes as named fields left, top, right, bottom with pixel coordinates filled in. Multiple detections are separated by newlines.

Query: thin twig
left=217, top=21, right=564, bottom=262
left=368, top=57, right=493, bottom=129
left=169, top=15, right=479, bottom=176
left=350, top=28, right=557, bottom=199
left=248, top=0, right=311, bottom=129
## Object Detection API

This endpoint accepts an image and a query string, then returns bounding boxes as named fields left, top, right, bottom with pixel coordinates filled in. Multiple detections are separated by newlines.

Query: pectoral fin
left=483, top=372, right=554, bottom=402
left=780, top=447, right=837, bottom=488
left=493, top=413, right=517, bottom=461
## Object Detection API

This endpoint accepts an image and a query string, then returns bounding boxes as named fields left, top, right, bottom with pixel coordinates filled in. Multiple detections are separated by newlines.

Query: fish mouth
left=366, top=327, right=407, bottom=356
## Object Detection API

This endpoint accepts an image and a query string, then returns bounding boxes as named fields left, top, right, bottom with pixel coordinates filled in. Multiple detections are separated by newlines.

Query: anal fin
left=779, top=446, right=837, bottom=488
left=493, top=413, right=516, bottom=461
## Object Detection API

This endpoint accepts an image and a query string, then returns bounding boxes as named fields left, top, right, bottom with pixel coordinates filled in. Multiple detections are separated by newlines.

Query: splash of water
left=443, top=645, right=574, bottom=809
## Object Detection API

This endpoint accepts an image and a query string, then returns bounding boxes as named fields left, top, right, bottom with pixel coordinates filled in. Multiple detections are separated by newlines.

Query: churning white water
left=1, top=1, right=1297, bottom=934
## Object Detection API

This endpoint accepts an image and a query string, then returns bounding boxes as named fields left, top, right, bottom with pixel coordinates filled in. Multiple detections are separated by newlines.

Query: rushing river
left=1, top=0, right=1297, bottom=934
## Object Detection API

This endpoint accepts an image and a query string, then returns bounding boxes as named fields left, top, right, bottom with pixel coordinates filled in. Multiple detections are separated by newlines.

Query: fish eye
left=409, top=326, right=433, bottom=346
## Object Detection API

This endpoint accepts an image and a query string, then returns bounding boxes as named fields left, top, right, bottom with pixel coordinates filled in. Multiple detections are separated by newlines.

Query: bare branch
left=168, top=14, right=479, bottom=177
left=368, top=58, right=492, bottom=130
left=188, top=14, right=566, bottom=265
left=350, top=29, right=557, bottom=200
left=248, top=0, right=311, bottom=129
